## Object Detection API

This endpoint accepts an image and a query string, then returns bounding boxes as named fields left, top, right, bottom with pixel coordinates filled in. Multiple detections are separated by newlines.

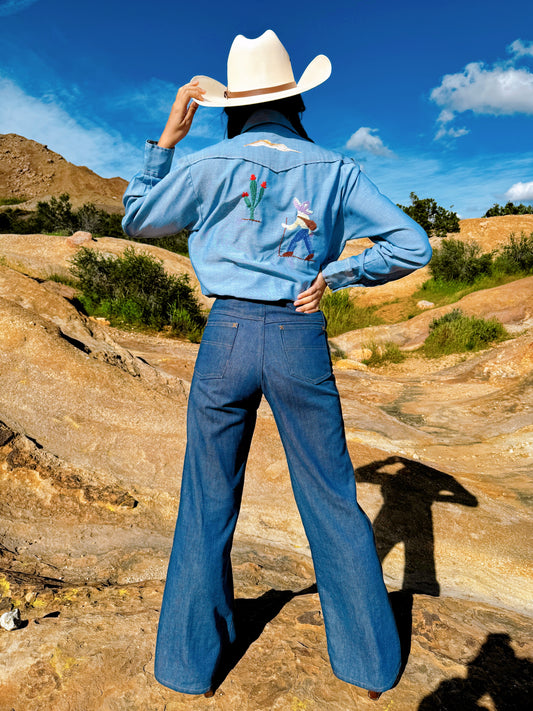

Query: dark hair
left=224, top=94, right=313, bottom=141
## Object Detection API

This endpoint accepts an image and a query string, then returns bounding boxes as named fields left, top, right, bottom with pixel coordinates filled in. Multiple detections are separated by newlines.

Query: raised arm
left=122, top=81, right=205, bottom=239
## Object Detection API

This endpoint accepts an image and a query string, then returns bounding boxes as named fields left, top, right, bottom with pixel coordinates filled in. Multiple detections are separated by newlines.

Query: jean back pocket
left=195, top=321, right=239, bottom=379
left=280, top=323, right=332, bottom=384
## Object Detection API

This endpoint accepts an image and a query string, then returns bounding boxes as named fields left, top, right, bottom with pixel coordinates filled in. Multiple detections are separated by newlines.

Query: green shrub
left=0, top=206, right=43, bottom=233
left=423, top=309, right=508, bottom=357
left=0, top=192, right=190, bottom=252
left=321, top=289, right=382, bottom=337
left=69, top=246, right=206, bottom=341
left=397, top=192, right=460, bottom=238
left=37, top=193, right=76, bottom=232
left=429, top=238, right=493, bottom=284
left=73, top=203, right=124, bottom=238
left=484, top=202, right=533, bottom=217
left=0, top=196, right=26, bottom=206
left=362, top=341, right=406, bottom=367
left=493, top=231, right=533, bottom=274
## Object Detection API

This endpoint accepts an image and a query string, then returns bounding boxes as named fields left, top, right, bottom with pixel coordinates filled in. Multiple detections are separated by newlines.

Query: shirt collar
left=241, top=109, right=300, bottom=137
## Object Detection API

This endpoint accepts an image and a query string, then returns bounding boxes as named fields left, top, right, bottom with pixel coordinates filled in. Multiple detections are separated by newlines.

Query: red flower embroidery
left=242, top=192, right=249, bottom=197
left=261, top=181, right=267, bottom=189
left=250, top=174, right=256, bottom=181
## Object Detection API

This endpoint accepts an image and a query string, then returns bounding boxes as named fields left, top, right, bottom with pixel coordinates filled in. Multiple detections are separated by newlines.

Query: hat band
left=224, top=80, right=297, bottom=99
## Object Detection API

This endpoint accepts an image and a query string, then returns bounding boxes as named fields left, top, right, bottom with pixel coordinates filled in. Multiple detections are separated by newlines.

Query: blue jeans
left=154, top=298, right=401, bottom=694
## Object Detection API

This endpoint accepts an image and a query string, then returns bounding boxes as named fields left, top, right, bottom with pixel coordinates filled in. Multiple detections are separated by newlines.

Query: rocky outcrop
left=0, top=245, right=531, bottom=708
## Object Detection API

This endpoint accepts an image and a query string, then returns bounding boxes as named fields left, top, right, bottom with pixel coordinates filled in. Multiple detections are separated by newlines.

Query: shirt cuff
left=144, top=139, right=174, bottom=178
left=322, top=258, right=362, bottom=291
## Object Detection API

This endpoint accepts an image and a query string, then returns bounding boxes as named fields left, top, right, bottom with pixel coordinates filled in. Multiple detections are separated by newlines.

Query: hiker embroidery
left=245, top=139, right=299, bottom=153
left=279, top=198, right=316, bottom=262
left=242, top=174, right=267, bottom=222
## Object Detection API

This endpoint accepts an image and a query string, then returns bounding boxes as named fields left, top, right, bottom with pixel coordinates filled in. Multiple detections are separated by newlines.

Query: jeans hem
left=330, top=659, right=402, bottom=693
left=154, top=673, right=212, bottom=696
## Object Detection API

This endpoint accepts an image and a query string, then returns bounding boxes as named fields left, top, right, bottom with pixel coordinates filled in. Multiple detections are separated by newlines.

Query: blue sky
left=0, top=0, right=532, bottom=217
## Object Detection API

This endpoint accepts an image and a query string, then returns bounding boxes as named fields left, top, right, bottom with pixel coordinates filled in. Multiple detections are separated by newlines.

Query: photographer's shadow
left=355, top=456, right=478, bottom=596
left=418, top=633, right=532, bottom=710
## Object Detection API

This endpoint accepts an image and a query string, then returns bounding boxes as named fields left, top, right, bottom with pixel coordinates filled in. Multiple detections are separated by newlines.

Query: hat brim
left=191, top=54, right=331, bottom=108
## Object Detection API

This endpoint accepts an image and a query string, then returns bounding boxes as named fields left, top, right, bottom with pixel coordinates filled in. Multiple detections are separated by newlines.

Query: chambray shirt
left=122, top=110, right=431, bottom=300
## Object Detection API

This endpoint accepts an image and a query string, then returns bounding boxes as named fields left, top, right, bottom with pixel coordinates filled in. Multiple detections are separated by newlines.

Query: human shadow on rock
left=355, top=457, right=478, bottom=596
left=418, top=633, right=532, bottom=710
left=211, top=583, right=317, bottom=690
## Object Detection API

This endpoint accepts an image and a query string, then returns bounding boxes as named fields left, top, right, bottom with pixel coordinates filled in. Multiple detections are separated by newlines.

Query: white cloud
left=0, top=76, right=141, bottom=178
left=345, top=127, right=394, bottom=157
left=431, top=62, right=533, bottom=119
left=508, top=39, right=533, bottom=59
left=505, top=181, right=533, bottom=202
left=430, top=43, right=533, bottom=141
left=0, top=0, right=39, bottom=17
left=435, top=124, right=469, bottom=141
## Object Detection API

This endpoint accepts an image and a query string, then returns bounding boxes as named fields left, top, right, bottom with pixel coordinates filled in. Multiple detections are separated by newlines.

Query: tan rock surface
left=0, top=246, right=532, bottom=709
left=1, top=571, right=531, bottom=711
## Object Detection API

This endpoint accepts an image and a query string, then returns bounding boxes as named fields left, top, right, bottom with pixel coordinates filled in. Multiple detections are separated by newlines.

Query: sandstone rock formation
left=0, top=232, right=531, bottom=710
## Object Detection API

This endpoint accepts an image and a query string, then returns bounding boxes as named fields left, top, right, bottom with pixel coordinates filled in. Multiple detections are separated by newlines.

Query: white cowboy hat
left=191, top=29, right=331, bottom=108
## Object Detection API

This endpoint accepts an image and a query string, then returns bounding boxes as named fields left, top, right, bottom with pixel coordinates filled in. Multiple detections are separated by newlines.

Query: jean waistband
left=210, top=296, right=324, bottom=323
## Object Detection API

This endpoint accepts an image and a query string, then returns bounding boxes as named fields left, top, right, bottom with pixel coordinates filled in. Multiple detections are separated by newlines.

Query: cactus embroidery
left=242, top=174, right=267, bottom=222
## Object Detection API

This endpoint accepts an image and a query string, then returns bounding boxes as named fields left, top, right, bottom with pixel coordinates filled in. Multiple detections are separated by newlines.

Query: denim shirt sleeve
left=122, top=141, right=202, bottom=238
left=322, top=163, right=432, bottom=291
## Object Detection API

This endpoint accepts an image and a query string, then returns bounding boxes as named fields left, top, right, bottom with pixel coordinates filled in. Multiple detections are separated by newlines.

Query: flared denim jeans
left=154, top=297, right=401, bottom=694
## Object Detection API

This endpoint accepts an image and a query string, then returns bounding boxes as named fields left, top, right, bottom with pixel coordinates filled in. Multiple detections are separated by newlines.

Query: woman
left=122, top=30, right=432, bottom=700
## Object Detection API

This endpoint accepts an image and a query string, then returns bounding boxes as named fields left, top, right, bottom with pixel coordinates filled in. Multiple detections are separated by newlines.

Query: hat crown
left=227, top=30, right=295, bottom=93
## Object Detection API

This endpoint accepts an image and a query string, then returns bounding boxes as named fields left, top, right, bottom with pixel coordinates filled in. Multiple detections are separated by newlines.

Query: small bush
left=362, top=341, right=406, bottom=367
left=0, top=206, right=43, bottom=233
left=0, top=192, right=190, bottom=253
left=69, top=246, right=206, bottom=340
left=423, top=309, right=507, bottom=357
left=37, top=193, right=76, bottom=233
left=0, top=196, right=26, bottom=206
left=429, top=238, right=493, bottom=284
left=321, top=289, right=382, bottom=337
left=493, top=231, right=533, bottom=274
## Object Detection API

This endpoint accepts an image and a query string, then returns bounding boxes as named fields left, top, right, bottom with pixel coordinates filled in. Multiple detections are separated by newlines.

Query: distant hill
left=0, top=133, right=127, bottom=213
